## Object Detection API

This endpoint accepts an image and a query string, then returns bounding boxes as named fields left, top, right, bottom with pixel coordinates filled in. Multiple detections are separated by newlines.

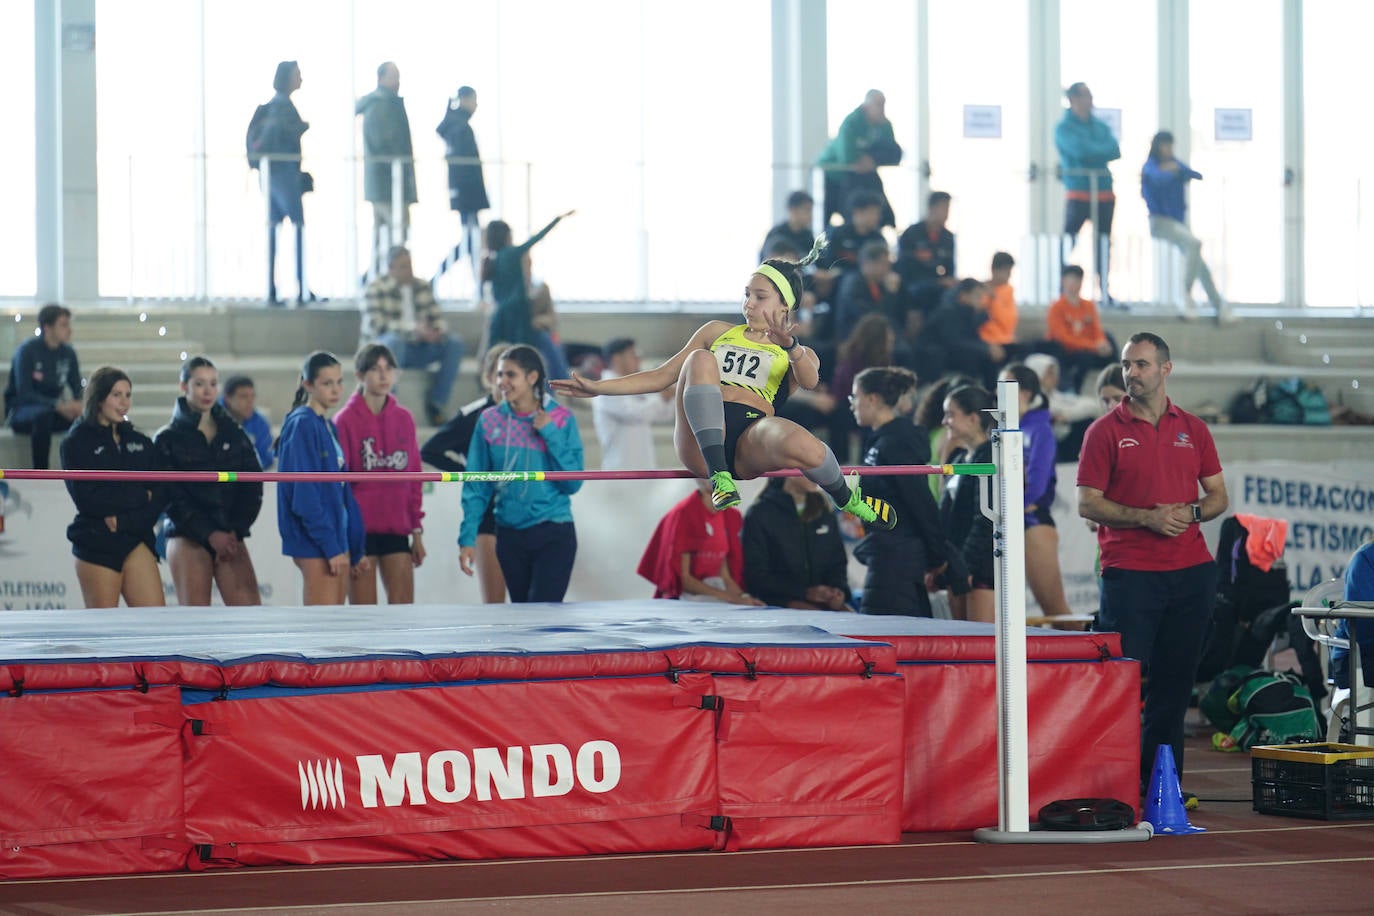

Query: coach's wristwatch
left=1190, top=503, right=1202, bottom=524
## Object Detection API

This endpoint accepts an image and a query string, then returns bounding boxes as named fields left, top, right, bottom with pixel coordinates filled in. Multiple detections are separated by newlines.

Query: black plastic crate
left=1251, top=744, right=1374, bottom=820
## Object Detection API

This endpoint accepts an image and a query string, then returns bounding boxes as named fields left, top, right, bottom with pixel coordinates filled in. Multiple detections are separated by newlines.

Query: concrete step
left=1265, top=325, right=1374, bottom=350
left=78, top=340, right=205, bottom=367
left=1167, top=361, right=1374, bottom=416
left=1206, top=424, right=1374, bottom=463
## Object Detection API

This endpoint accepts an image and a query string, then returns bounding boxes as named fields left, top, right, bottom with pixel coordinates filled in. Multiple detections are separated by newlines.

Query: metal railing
left=99, top=152, right=1371, bottom=311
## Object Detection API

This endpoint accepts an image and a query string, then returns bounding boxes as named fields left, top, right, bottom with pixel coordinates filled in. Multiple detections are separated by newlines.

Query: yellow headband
left=754, top=264, right=796, bottom=309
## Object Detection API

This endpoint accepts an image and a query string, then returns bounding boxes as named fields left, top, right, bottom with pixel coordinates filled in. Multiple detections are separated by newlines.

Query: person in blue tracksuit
left=275, top=351, right=368, bottom=605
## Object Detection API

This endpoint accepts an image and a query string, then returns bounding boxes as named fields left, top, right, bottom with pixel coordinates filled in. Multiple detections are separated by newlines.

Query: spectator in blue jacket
left=1056, top=83, right=1121, bottom=307
left=1141, top=130, right=1230, bottom=323
left=459, top=344, right=584, bottom=602
left=5, top=304, right=82, bottom=468
left=1339, top=540, right=1374, bottom=694
left=275, top=351, right=369, bottom=605
left=220, top=375, right=274, bottom=470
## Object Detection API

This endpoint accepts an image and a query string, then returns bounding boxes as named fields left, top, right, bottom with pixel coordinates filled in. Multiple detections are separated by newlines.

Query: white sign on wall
left=1214, top=108, right=1254, bottom=142
left=963, top=105, right=1003, bottom=139
left=1043, top=459, right=1374, bottom=616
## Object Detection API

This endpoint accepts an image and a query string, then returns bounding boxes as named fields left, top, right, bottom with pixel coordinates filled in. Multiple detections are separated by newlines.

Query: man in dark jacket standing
left=432, top=86, right=490, bottom=297
left=357, top=62, right=417, bottom=279
left=5, top=304, right=82, bottom=468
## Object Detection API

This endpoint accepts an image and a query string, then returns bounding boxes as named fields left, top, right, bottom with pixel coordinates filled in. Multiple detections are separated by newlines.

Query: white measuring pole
left=992, top=378, right=1030, bottom=831
left=974, top=380, right=1152, bottom=844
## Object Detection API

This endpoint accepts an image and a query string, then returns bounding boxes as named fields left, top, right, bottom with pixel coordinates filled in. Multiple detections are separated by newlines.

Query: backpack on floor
left=1210, top=668, right=1321, bottom=752
left=1265, top=377, right=1331, bottom=426
left=1200, top=663, right=1254, bottom=734
left=1226, top=379, right=1268, bottom=424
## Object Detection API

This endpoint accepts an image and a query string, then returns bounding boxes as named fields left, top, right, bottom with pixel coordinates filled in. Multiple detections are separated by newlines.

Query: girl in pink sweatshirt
left=333, top=343, right=425, bottom=604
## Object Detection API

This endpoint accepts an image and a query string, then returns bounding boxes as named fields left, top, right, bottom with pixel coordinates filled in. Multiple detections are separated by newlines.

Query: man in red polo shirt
left=1077, top=331, right=1229, bottom=795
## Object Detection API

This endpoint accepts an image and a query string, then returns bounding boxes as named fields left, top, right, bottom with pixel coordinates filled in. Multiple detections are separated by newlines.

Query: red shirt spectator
left=637, top=486, right=749, bottom=601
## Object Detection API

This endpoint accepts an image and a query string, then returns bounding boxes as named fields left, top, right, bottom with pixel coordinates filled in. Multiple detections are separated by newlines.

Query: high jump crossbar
left=0, top=464, right=997, bottom=484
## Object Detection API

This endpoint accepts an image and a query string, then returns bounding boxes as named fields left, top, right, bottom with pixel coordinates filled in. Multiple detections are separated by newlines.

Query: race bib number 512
left=715, top=346, right=772, bottom=387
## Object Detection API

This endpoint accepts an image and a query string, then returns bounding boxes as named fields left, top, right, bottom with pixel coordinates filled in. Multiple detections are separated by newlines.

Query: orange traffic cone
left=1141, top=744, right=1204, bottom=835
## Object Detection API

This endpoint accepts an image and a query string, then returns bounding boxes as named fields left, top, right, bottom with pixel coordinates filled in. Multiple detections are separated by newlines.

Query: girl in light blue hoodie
left=458, top=344, right=583, bottom=603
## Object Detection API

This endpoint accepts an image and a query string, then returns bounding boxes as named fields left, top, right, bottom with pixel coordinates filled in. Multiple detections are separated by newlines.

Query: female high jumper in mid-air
left=550, top=242, right=896, bottom=530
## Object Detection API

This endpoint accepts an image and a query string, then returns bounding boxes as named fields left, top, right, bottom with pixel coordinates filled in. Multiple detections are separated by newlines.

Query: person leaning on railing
left=815, top=89, right=900, bottom=228
left=1140, top=130, right=1231, bottom=324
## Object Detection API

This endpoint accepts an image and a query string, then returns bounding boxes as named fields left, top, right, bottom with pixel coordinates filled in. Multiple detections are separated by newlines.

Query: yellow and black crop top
left=709, top=325, right=791, bottom=404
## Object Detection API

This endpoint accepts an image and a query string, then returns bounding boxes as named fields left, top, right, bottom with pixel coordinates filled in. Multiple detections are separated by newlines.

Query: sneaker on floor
left=710, top=471, right=741, bottom=511
left=1183, top=792, right=1199, bottom=810
left=426, top=407, right=448, bottom=427
left=841, top=473, right=897, bottom=530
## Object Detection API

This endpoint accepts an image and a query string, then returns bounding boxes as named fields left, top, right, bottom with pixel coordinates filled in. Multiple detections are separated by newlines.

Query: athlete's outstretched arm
left=550, top=321, right=732, bottom=398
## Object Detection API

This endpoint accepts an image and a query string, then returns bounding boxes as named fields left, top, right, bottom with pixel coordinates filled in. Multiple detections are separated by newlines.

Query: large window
left=2, top=2, right=37, bottom=298
left=95, top=0, right=200, bottom=299
left=1303, top=0, right=1374, bottom=309
left=95, top=0, right=769, bottom=304
left=1060, top=0, right=1158, bottom=304
left=928, top=0, right=1029, bottom=282
left=62, top=1, right=1365, bottom=310
left=1189, top=0, right=1284, bottom=306
left=826, top=0, right=920, bottom=231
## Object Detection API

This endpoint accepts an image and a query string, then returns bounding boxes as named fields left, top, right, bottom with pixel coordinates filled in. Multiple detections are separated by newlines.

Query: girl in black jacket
left=848, top=367, right=948, bottom=616
left=935, top=384, right=997, bottom=622
left=60, top=366, right=167, bottom=608
left=154, top=356, right=263, bottom=606
left=419, top=342, right=508, bottom=603
left=742, top=477, right=852, bottom=610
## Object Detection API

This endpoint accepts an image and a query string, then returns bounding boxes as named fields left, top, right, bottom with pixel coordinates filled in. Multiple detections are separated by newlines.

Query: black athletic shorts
left=722, top=400, right=767, bottom=476
left=1026, top=503, right=1055, bottom=529
left=365, top=532, right=412, bottom=557
left=478, top=505, right=497, bottom=537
